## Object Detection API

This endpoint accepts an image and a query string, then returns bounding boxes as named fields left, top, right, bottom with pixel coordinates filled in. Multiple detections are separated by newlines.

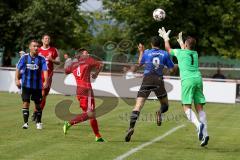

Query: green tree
left=10, top=0, right=91, bottom=50
left=0, top=0, right=90, bottom=56
left=0, top=0, right=32, bottom=52
left=88, top=11, right=132, bottom=60
left=102, top=0, right=240, bottom=58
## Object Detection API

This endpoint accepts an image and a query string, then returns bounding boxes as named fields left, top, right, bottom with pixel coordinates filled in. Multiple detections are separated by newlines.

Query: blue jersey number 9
left=152, top=57, right=160, bottom=69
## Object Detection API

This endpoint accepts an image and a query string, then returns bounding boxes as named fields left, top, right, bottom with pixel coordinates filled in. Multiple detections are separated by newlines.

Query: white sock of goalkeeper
left=185, top=108, right=200, bottom=129
left=198, top=110, right=208, bottom=137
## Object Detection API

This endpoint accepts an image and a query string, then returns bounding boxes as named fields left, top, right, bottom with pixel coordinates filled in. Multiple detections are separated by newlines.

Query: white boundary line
left=114, top=124, right=185, bottom=160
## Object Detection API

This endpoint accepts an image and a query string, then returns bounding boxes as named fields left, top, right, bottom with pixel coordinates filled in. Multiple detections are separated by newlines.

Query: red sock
left=90, top=118, right=101, bottom=138
left=70, top=112, right=89, bottom=125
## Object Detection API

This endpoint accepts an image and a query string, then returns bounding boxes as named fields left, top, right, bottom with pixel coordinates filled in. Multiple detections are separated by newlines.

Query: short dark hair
left=42, top=34, right=50, bottom=39
left=74, top=48, right=87, bottom=59
left=185, top=36, right=196, bottom=50
left=29, top=39, right=38, bottom=45
left=150, top=36, right=161, bottom=47
left=77, top=48, right=87, bottom=54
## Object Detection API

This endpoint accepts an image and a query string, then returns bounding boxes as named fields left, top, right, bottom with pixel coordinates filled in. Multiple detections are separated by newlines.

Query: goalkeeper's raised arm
left=158, top=27, right=184, bottom=52
left=158, top=27, right=171, bottom=53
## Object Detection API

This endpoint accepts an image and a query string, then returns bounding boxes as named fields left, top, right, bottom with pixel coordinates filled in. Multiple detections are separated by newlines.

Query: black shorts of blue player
left=137, top=74, right=167, bottom=99
left=21, top=87, right=42, bottom=104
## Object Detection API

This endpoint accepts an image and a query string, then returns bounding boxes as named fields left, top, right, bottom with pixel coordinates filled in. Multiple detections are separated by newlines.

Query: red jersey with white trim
left=38, top=46, right=59, bottom=76
left=65, top=56, right=101, bottom=89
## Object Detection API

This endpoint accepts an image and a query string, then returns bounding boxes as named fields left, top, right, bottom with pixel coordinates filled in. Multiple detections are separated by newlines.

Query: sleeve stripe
left=38, top=54, right=46, bottom=59
left=16, top=54, right=28, bottom=69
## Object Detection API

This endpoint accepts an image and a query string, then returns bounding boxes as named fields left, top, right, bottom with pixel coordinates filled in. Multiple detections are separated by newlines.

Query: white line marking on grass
left=114, top=124, right=185, bottom=160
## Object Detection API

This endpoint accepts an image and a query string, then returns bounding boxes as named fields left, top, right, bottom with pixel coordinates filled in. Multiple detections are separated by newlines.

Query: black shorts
left=21, top=87, right=42, bottom=104
left=137, top=74, right=167, bottom=99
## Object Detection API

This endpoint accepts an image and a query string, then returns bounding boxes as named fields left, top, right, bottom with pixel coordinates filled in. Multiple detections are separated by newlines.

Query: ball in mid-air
left=153, top=8, right=166, bottom=21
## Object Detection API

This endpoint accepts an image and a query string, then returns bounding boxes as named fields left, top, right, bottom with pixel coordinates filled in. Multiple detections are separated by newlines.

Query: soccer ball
left=153, top=8, right=166, bottom=21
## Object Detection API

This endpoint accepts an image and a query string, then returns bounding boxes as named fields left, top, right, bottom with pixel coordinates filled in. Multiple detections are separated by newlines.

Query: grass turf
left=0, top=92, right=240, bottom=160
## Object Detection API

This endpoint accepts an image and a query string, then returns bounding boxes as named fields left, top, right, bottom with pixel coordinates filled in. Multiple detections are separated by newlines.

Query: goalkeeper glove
left=177, top=32, right=184, bottom=46
left=158, top=27, right=171, bottom=41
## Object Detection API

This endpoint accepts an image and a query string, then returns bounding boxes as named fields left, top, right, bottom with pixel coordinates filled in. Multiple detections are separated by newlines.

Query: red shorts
left=76, top=87, right=95, bottom=112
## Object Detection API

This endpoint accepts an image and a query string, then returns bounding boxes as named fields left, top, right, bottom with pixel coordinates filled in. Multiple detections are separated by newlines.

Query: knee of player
left=87, top=111, right=95, bottom=118
left=35, top=104, right=42, bottom=111
left=42, top=94, right=47, bottom=99
left=134, top=98, right=145, bottom=111
left=23, top=102, right=30, bottom=108
left=161, top=103, right=169, bottom=113
left=133, top=104, right=142, bottom=112
left=195, top=104, right=204, bottom=112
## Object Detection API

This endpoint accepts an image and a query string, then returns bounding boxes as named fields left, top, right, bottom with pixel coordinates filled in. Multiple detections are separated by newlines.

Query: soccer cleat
left=198, top=123, right=204, bottom=141
left=22, top=123, right=29, bottom=129
left=31, top=112, right=36, bottom=122
left=36, top=123, right=43, bottom=130
left=125, top=128, right=134, bottom=142
left=95, top=137, right=105, bottom=142
left=63, top=121, right=71, bottom=135
left=200, top=136, right=209, bottom=147
left=156, top=111, right=162, bottom=126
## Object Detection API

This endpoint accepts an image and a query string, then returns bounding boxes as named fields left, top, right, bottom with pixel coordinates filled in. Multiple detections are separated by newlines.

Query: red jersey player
left=63, top=48, right=104, bottom=142
left=32, top=34, right=60, bottom=122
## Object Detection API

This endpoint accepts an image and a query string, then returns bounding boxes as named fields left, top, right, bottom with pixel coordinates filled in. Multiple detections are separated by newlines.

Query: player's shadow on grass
left=205, top=147, right=240, bottom=152
left=55, top=91, right=119, bottom=121
left=184, top=146, right=240, bottom=152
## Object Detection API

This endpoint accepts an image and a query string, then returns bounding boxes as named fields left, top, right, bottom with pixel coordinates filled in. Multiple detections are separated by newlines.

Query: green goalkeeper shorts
left=181, top=77, right=206, bottom=105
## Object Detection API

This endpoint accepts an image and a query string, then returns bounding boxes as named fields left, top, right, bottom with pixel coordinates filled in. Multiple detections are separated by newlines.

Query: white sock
left=199, top=110, right=208, bottom=137
left=185, top=108, right=200, bottom=129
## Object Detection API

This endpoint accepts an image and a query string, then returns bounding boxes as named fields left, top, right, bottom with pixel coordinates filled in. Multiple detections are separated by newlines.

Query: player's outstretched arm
left=158, top=27, right=171, bottom=53
left=64, top=59, right=79, bottom=75
left=92, top=62, right=103, bottom=79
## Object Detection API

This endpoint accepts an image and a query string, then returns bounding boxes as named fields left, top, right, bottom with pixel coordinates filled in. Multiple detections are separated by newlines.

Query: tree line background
left=0, top=0, right=239, bottom=63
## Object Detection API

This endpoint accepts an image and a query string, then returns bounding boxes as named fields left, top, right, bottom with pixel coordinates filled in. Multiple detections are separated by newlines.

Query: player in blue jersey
left=15, top=40, right=48, bottom=130
left=125, top=36, right=175, bottom=142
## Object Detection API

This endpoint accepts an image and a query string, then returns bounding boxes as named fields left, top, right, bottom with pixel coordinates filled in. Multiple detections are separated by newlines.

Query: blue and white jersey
left=140, top=48, right=174, bottom=76
left=17, top=53, right=47, bottom=89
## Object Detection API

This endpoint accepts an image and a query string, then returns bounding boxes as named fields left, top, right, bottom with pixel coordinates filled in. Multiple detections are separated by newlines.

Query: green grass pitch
left=0, top=92, right=240, bottom=160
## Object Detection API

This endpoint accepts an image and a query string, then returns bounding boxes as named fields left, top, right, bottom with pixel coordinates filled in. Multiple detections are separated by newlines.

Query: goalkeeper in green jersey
left=158, top=27, right=209, bottom=147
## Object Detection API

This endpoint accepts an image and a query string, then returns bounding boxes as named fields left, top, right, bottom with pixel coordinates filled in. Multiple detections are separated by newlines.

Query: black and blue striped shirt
left=17, top=53, right=47, bottom=89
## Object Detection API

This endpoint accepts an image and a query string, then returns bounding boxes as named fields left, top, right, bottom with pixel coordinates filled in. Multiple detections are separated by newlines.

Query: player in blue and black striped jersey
left=125, top=36, right=175, bottom=142
left=15, top=40, right=48, bottom=130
